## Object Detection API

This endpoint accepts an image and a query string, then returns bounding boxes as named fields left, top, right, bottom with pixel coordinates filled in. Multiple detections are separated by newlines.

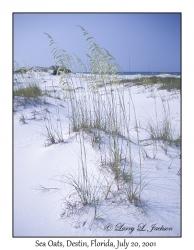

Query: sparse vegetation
left=13, top=62, right=42, bottom=99
left=14, top=85, right=42, bottom=98
left=119, top=76, right=180, bottom=91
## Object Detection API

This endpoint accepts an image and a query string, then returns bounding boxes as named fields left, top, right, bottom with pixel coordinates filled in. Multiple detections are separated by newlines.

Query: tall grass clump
left=143, top=85, right=180, bottom=155
left=78, top=26, right=143, bottom=202
left=44, top=26, right=146, bottom=211
left=41, top=108, right=67, bottom=146
left=61, top=131, right=114, bottom=220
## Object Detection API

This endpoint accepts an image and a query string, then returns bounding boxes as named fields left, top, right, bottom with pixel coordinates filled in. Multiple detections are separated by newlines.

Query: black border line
left=12, top=12, right=182, bottom=238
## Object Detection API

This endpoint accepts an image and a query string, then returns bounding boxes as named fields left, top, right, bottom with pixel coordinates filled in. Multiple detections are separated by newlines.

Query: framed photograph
left=13, top=12, right=181, bottom=239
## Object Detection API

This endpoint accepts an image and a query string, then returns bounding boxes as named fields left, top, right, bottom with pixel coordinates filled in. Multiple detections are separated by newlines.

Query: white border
left=1, top=1, right=193, bottom=249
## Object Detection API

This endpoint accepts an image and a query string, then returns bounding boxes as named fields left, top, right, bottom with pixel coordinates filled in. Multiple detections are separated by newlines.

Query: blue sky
left=14, top=13, right=181, bottom=72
